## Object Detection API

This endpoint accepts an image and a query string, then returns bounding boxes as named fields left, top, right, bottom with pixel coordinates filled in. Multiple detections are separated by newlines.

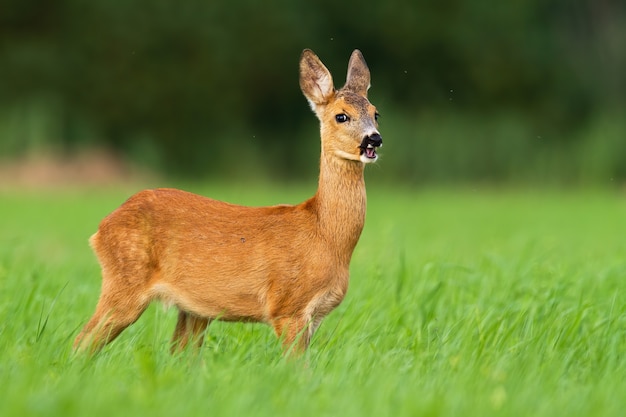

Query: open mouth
left=359, top=134, right=383, bottom=160
left=361, top=144, right=378, bottom=159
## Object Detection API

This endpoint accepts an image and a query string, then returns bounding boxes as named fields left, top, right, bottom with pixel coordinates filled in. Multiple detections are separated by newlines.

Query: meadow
left=1, top=183, right=625, bottom=417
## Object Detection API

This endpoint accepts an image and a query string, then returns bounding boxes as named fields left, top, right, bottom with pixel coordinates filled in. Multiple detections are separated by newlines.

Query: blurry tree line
left=1, top=0, right=625, bottom=184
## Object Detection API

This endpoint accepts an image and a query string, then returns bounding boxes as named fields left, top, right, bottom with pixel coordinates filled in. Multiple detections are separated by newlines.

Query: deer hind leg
left=73, top=292, right=149, bottom=354
left=170, top=311, right=210, bottom=354
left=74, top=272, right=151, bottom=354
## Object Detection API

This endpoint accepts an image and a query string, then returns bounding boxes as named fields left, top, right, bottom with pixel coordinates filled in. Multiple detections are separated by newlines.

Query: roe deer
left=74, top=49, right=383, bottom=355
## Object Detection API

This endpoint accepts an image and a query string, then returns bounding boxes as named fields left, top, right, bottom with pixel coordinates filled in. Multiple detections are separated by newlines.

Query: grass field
left=1, top=183, right=625, bottom=417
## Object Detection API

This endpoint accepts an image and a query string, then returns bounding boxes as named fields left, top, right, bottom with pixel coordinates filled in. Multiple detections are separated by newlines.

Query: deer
left=73, top=49, right=383, bottom=356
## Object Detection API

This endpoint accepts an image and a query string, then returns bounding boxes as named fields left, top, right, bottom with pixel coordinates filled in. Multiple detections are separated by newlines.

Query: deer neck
left=311, top=150, right=367, bottom=262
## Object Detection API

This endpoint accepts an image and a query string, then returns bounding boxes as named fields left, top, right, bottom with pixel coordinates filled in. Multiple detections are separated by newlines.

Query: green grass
left=1, top=184, right=625, bottom=416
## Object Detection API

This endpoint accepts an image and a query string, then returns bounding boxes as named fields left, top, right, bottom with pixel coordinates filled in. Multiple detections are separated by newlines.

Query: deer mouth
left=361, top=144, right=378, bottom=159
left=359, top=134, right=383, bottom=160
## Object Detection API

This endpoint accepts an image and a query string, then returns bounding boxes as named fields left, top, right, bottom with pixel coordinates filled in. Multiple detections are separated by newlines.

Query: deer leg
left=170, top=311, right=210, bottom=354
left=74, top=288, right=149, bottom=354
left=271, top=316, right=312, bottom=356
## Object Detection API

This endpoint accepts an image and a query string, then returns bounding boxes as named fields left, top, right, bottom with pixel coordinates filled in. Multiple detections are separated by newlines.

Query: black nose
left=367, top=133, right=383, bottom=147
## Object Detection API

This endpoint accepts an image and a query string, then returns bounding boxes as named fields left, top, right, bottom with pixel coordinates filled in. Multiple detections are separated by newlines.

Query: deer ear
left=344, top=49, right=370, bottom=96
left=299, top=49, right=335, bottom=111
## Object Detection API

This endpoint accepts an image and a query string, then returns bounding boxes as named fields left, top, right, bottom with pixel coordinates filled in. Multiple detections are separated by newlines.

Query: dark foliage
left=1, top=0, right=624, bottom=182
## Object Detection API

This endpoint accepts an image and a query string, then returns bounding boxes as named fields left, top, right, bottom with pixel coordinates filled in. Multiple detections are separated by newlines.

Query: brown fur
left=74, top=49, right=382, bottom=355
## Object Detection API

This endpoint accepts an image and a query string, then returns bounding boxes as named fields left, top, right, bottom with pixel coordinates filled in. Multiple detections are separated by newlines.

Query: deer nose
left=366, top=133, right=383, bottom=147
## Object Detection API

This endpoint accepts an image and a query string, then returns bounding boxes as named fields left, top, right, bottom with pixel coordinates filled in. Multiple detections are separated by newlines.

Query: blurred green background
left=1, top=0, right=625, bottom=185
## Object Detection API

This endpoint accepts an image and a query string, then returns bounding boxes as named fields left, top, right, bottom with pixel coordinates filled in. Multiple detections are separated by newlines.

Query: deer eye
left=335, top=114, right=349, bottom=123
left=374, top=112, right=380, bottom=122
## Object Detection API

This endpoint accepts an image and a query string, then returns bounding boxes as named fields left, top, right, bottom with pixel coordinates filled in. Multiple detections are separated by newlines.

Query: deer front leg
left=271, top=315, right=313, bottom=356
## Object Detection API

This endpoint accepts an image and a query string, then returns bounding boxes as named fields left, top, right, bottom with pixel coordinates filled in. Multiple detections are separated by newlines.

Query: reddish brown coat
left=74, top=49, right=382, bottom=355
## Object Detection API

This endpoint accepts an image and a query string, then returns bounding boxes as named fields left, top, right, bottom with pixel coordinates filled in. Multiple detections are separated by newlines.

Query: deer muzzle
left=359, top=133, right=383, bottom=160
